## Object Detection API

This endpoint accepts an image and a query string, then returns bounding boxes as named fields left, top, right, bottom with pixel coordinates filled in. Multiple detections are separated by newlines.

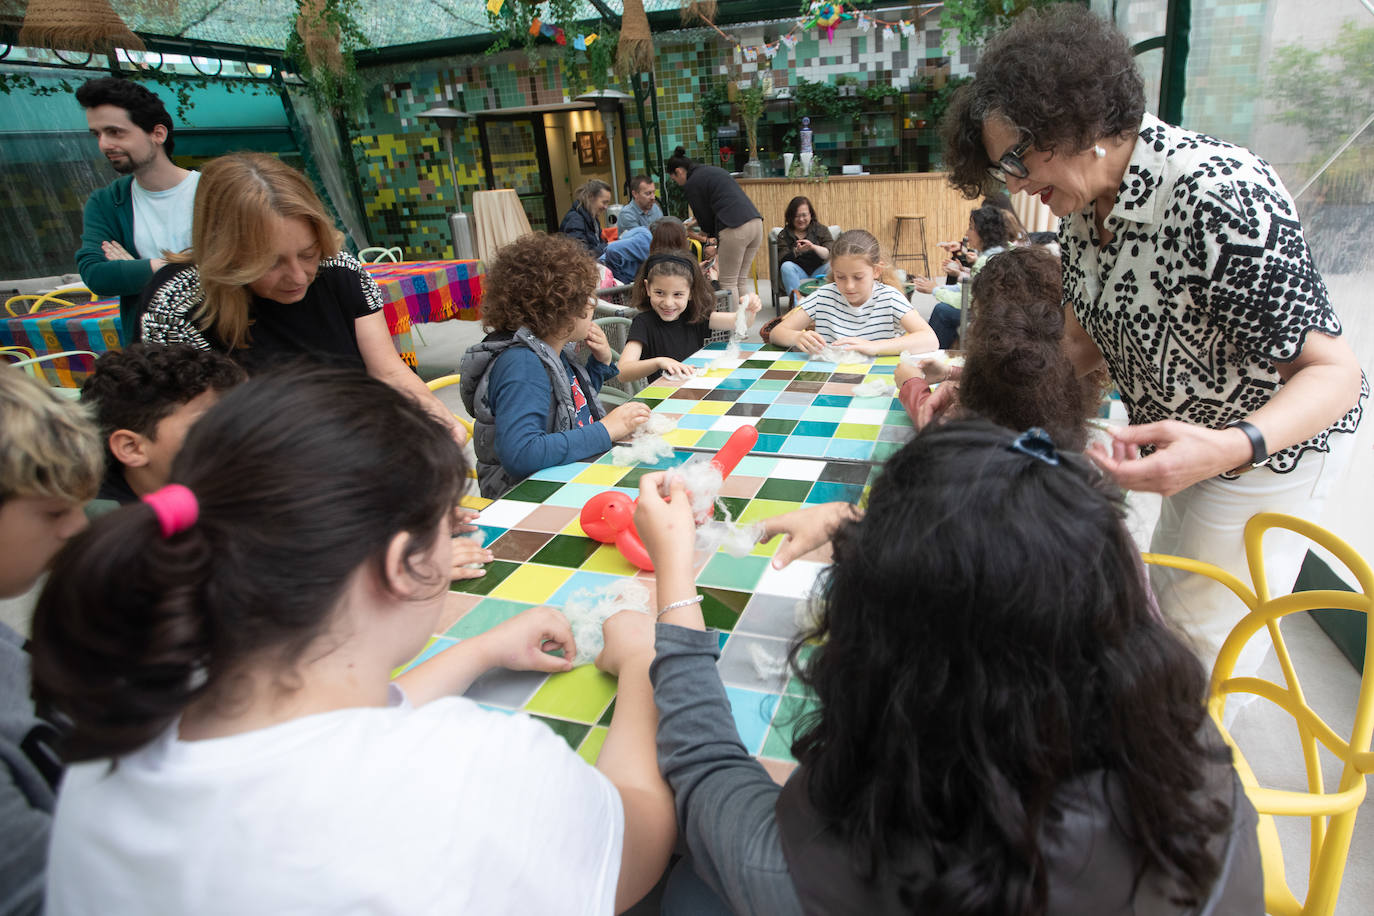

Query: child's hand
left=451, top=505, right=480, bottom=533
left=833, top=338, right=881, bottom=356
left=760, top=501, right=862, bottom=569
left=584, top=321, right=614, bottom=364
left=741, top=293, right=762, bottom=318
left=450, top=537, right=494, bottom=581
left=793, top=330, right=828, bottom=354
left=916, top=378, right=959, bottom=428
left=893, top=360, right=919, bottom=387
left=911, top=277, right=938, bottom=295
left=602, top=402, right=652, bottom=441
left=634, top=473, right=696, bottom=577
left=595, top=609, right=656, bottom=677
left=658, top=358, right=694, bottom=379
left=938, top=240, right=962, bottom=253
left=479, top=605, right=576, bottom=674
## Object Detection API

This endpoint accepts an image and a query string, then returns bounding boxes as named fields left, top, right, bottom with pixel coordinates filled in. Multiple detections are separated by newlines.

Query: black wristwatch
left=1225, top=420, right=1269, bottom=473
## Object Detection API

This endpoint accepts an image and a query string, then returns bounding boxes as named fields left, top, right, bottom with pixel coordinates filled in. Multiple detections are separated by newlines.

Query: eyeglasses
left=986, top=133, right=1033, bottom=182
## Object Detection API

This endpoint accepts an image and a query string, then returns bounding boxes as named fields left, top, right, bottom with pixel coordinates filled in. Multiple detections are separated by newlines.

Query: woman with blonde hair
left=559, top=178, right=613, bottom=255
left=138, top=152, right=464, bottom=443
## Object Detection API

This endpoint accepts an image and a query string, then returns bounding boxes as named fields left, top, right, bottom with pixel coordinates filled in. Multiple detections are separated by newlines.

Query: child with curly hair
left=460, top=233, right=651, bottom=498
left=895, top=246, right=1099, bottom=450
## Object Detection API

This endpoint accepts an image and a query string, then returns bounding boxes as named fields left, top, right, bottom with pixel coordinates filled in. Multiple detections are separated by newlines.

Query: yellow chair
left=2, top=350, right=101, bottom=398
left=1143, top=513, right=1374, bottom=916
left=5, top=286, right=97, bottom=316
left=1, top=345, right=38, bottom=362
left=425, top=374, right=478, bottom=480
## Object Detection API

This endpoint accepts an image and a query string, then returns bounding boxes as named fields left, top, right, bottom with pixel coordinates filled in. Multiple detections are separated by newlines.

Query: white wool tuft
left=611, top=412, right=677, bottom=466
left=851, top=379, right=896, bottom=398
left=560, top=580, right=654, bottom=665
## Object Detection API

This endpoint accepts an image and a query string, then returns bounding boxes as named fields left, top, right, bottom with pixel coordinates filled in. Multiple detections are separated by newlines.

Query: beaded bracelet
left=657, top=594, right=704, bottom=620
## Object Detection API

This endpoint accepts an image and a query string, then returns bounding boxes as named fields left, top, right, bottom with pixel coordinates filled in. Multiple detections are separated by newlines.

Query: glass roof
left=118, top=0, right=690, bottom=52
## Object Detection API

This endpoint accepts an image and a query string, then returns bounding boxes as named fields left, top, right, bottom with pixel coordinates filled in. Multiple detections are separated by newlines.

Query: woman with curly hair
left=913, top=203, right=1016, bottom=347
left=138, top=153, right=466, bottom=444
left=601, top=419, right=1261, bottom=915
left=939, top=4, right=1364, bottom=679
left=895, top=247, right=1095, bottom=449
left=459, top=233, right=650, bottom=497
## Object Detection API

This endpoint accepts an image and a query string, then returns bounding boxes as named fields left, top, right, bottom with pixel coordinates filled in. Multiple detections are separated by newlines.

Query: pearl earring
left=1094, top=145, right=1106, bottom=159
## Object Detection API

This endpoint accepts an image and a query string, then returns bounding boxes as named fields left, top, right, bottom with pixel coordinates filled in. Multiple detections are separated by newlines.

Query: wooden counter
left=736, top=173, right=974, bottom=283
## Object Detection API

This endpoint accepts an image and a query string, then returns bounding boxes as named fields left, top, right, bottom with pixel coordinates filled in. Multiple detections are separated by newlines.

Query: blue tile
left=716, top=376, right=755, bottom=389
left=734, top=456, right=777, bottom=477
left=794, top=420, right=838, bottom=437
left=784, top=436, right=830, bottom=457
left=724, top=686, right=780, bottom=755
left=869, top=364, right=896, bottom=375
left=528, top=462, right=584, bottom=482
left=677, top=413, right=719, bottom=429
left=825, top=439, right=875, bottom=460
left=729, top=368, right=765, bottom=380
left=541, top=482, right=614, bottom=508
left=805, top=480, right=864, bottom=504
left=754, top=434, right=788, bottom=453
left=475, top=525, right=508, bottom=546
left=548, top=571, right=627, bottom=605
left=813, top=395, right=853, bottom=408
left=761, top=403, right=807, bottom=419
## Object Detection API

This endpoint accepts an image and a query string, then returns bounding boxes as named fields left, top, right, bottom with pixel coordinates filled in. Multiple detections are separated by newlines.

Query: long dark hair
left=628, top=253, right=714, bottom=325
left=789, top=419, right=1232, bottom=913
left=31, top=369, right=466, bottom=761
left=959, top=247, right=1093, bottom=450
left=784, top=196, right=819, bottom=234
left=969, top=204, right=1010, bottom=252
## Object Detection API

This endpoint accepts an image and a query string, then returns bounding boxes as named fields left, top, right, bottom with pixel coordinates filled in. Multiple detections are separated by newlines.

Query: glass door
left=477, top=115, right=557, bottom=232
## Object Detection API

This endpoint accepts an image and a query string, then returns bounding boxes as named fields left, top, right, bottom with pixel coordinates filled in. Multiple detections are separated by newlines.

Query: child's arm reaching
left=615, top=340, right=693, bottom=383
left=707, top=293, right=762, bottom=332
left=834, top=310, right=939, bottom=356
left=395, top=605, right=575, bottom=705
left=767, top=306, right=827, bottom=354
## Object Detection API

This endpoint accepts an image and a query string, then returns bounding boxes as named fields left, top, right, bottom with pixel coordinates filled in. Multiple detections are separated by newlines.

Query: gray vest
left=459, top=327, right=607, bottom=498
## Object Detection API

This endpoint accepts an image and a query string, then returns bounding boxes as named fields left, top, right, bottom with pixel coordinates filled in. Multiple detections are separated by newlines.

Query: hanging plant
left=617, top=0, right=654, bottom=75
left=284, top=0, right=367, bottom=117
left=18, top=0, right=146, bottom=53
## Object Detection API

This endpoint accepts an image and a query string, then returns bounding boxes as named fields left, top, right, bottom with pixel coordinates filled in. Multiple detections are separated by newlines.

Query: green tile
left=761, top=694, right=820, bottom=761
left=795, top=370, right=829, bottom=382
left=871, top=441, right=902, bottom=462
left=632, top=397, right=662, bottom=409
left=697, top=430, right=733, bottom=449
left=836, top=423, right=880, bottom=441
left=504, top=479, right=565, bottom=502
left=700, top=587, right=751, bottom=631
left=755, top=418, right=798, bottom=435
left=576, top=726, right=609, bottom=763
left=739, top=359, right=773, bottom=368
left=698, top=554, right=770, bottom=591
left=597, top=697, right=616, bottom=725
left=716, top=496, right=749, bottom=521
left=756, top=478, right=813, bottom=501
left=530, top=534, right=602, bottom=567
left=531, top=715, right=591, bottom=751
left=448, top=559, right=520, bottom=596
left=525, top=664, right=618, bottom=721
left=444, top=596, right=532, bottom=638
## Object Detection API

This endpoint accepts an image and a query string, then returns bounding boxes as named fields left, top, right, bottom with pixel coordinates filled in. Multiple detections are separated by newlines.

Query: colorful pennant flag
left=486, top=0, right=503, bottom=14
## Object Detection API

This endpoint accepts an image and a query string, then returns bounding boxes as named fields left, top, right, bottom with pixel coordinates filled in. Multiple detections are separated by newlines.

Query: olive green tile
left=448, top=559, right=520, bottom=596
left=531, top=715, right=591, bottom=751
left=755, top=418, right=798, bottom=435
left=756, top=478, right=813, bottom=502
left=530, top=533, right=602, bottom=567
left=700, top=587, right=751, bottom=631
left=504, top=479, right=565, bottom=502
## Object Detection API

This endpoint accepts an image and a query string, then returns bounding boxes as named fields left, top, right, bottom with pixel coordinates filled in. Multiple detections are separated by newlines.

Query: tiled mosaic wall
left=354, top=17, right=979, bottom=258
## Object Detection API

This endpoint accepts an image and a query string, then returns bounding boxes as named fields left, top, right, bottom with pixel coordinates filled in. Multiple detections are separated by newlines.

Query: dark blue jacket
left=559, top=204, right=607, bottom=255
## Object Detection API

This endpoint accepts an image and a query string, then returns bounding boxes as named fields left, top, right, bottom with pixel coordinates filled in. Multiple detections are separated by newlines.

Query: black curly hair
left=81, top=342, right=246, bottom=464
left=789, top=418, right=1235, bottom=913
left=76, top=77, right=177, bottom=156
left=483, top=233, right=600, bottom=340
left=940, top=4, right=1146, bottom=199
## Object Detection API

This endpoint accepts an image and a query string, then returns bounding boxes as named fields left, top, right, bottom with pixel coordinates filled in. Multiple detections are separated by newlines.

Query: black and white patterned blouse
left=139, top=252, right=385, bottom=373
left=1061, top=112, right=1365, bottom=474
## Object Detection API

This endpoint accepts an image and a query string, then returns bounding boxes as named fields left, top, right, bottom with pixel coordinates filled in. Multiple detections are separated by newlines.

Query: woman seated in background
left=560, top=179, right=613, bottom=256
left=138, top=152, right=465, bottom=443
left=776, top=196, right=833, bottom=307
left=912, top=203, right=1014, bottom=348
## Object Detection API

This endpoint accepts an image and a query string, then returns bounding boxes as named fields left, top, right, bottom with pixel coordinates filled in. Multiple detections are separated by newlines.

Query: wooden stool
left=891, top=215, right=931, bottom=277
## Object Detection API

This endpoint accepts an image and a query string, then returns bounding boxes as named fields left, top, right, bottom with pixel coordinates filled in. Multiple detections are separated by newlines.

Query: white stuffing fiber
left=560, top=580, right=653, bottom=665
left=811, top=345, right=874, bottom=365
left=612, top=412, right=677, bottom=466
left=661, top=455, right=764, bottom=554
left=851, top=379, right=896, bottom=398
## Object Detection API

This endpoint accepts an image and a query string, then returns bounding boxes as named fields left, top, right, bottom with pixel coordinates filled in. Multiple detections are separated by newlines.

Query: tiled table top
left=407, top=448, right=881, bottom=780
left=632, top=341, right=914, bottom=464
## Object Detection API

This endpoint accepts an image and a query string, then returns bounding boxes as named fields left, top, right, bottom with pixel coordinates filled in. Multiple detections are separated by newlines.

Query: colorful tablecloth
left=1, top=260, right=484, bottom=385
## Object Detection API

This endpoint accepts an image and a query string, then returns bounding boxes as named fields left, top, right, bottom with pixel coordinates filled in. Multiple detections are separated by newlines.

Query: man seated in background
left=75, top=77, right=199, bottom=342
left=80, top=343, right=245, bottom=508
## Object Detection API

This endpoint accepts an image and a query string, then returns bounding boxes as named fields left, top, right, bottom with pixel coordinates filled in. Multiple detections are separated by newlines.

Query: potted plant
left=737, top=81, right=766, bottom=178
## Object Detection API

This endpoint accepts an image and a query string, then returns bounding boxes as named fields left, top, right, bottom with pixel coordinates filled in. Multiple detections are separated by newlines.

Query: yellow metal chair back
left=5, top=287, right=96, bottom=316
left=424, top=374, right=478, bottom=481
left=1144, top=513, right=1374, bottom=916
left=358, top=246, right=403, bottom=264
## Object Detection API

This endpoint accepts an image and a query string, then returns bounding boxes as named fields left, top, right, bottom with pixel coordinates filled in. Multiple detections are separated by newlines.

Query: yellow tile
left=836, top=362, right=872, bottom=374
left=750, top=535, right=780, bottom=558
left=739, top=499, right=803, bottom=524
left=577, top=726, right=609, bottom=764
left=639, top=385, right=676, bottom=398
left=460, top=494, right=492, bottom=511
left=664, top=428, right=705, bottom=446
left=488, top=564, right=573, bottom=603
left=582, top=542, right=641, bottom=575
left=688, top=400, right=732, bottom=415
left=705, top=368, right=733, bottom=378
left=774, top=360, right=806, bottom=370
left=873, top=356, right=899, bottom=365
left=573, top=464, right=630, bottom=486
left=561, top=516, right=588, bottom=537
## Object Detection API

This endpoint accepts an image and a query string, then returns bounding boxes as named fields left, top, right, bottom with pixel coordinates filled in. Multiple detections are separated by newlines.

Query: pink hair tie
left=142, top=484, right=199, bottom=538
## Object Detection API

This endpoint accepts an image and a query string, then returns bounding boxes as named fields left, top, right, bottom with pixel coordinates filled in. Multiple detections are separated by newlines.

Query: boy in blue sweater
left=460, top=234, right=650, bottom=498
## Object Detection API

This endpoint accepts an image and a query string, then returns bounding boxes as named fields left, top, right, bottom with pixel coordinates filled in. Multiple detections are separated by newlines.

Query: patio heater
left=418, top=104, right=476, bottom=259
left=576, top=89, right=632, bottom=202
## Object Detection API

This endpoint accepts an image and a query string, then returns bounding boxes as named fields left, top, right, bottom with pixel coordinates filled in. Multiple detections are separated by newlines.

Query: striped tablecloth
left=1, top=260, right=484, bottom=385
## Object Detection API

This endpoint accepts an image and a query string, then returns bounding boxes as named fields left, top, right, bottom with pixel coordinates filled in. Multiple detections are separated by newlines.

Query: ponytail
left=31, top=503, right=214, bottom=760
left=666, top=146, right=694, bottom=175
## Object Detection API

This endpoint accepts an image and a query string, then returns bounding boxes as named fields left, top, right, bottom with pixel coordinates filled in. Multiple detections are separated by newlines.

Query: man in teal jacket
left=75, top=78, right=199, bottom=342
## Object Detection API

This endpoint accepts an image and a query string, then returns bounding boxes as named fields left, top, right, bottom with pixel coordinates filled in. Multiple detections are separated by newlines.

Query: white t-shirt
left=47, top=686, right=624, bottom=915
left=800, top=280, right=912, bottom=341
left=131, top=171, right=199, bottom=261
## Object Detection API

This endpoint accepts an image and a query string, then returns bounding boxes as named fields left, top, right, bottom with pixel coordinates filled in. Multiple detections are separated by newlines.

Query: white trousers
left=1148, top=430, right=1357, bottom=682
